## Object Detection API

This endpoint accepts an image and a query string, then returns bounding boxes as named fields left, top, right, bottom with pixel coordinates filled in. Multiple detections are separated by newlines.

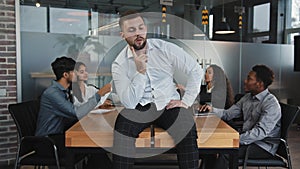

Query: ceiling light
left=193, top=33, right=205, bottom=37
left=35, top=0, right=40, bottom=7
left=57, top=18, right=80, bottom=22
left=98, top=22, right=119, bottom=32
left=215, top=17, right=235, bottom=34
left=215, top=0, right=235, bottom=34
left=67, top=11, right=90, bottom=16
left=162, top=5, right=167, bottom=23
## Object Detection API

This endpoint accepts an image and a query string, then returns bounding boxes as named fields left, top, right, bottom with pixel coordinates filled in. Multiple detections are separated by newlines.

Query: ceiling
left=20, top=0, right=239, bottom=15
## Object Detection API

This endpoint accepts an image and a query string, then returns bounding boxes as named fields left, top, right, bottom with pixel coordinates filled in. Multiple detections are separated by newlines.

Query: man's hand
left=198, top=104, right=212, bottom=112
left=98, top=99, right=115, bottom=109
left=176, top=84, right=186, bottom=91
left=97, top=83, right=112, bottom=96
left=130, top=46, right=147, bottom=74
left=166, top=100, right=188, bottom=109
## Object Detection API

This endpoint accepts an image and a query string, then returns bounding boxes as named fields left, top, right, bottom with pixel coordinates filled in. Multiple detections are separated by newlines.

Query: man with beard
left=35, top=56, right=112, bottom=169
left=111, top=11, right=202, bottom=169
left=199, top=64, right=281, bottom=169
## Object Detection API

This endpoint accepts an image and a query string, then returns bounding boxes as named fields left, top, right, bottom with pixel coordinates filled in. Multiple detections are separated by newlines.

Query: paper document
left=94, top=80, right=113, bottom=109
left=94, top=92, right=111, bottom=109
left=90, top=108, right=115, bottom=114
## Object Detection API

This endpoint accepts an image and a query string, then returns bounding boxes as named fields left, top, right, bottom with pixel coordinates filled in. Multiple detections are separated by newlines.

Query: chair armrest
left=241, top=138, right=277, bottom=169
left=20, top=136, right=58, bottom=156
left=262, top=137, right=286, bottom=145
left=242, top=137, right=287, bottom=168
left=21, top=136, right=56, bottom=145
left=18, top=136, right=59, bottom=161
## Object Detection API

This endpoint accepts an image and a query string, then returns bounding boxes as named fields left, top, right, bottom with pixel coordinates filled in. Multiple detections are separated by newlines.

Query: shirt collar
left=127, top=46, right=134, bottom=59
left=52, top=80, right=67, bottom=92
left=253, top=88, right=269, bottom=101
left=206, top=85, right=213, bottom=93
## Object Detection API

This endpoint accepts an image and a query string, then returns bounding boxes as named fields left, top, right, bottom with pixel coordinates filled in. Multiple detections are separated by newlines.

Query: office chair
left=239, top=102, right=300, bottom=169
left=9, top=100, right=83, bottom=169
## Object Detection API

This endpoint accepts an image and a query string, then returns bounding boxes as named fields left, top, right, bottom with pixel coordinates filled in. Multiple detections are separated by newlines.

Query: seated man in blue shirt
left=199, top=64, right=281, bottom=169
left=35, top=56, right=112, bottom=169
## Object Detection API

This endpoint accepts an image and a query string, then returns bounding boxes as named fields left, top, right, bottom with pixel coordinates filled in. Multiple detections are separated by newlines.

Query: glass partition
left=18, top=2, right=300, bottom=121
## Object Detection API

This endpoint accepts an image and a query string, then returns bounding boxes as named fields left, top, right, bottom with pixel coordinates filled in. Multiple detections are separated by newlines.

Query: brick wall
left=0, top=0, right=18, bottom=166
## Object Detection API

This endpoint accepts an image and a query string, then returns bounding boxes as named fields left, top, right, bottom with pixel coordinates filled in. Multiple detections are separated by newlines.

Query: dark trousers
left=35, top=134, right=112, bottom=169
left=112, top=103, right=199, bottom=169
left=202, top=143, right=274, bottom=169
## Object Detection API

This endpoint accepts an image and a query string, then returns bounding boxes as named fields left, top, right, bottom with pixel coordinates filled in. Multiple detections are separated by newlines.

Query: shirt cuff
left=132, top=72, right=147, bottom=87
left=133, top=71, right=147, bottom=80
left=239, top=133, right=249, bottom=145
left=181, top=95, right=194, bottom=107
left=212, top=107, right=224, bottom=118
left=95, top=93, right=101, bottom=102
left=181, top=101, right=188, bottom=109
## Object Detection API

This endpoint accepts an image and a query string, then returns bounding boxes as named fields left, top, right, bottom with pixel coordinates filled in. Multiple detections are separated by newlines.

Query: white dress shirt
left=73, top=84, right=98, bottom=108
left=112, top=39, right=202, bottom=110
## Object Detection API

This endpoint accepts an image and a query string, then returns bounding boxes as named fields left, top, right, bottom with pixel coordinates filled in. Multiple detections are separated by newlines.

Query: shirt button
left=152, top=95, right=155, bottom=98
left=152, top=88, right=154, bottom=90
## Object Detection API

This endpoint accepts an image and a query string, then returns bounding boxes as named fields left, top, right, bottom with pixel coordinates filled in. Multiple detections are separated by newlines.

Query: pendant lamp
left=215, top=1, right=235, bottom=34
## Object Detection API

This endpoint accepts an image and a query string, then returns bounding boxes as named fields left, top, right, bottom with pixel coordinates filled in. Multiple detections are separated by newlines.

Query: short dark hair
left=119, top=10, right=145, bottom=31
left=51, top=56, right=75, bottom=80
left=252, top=64, right=275, bottom=89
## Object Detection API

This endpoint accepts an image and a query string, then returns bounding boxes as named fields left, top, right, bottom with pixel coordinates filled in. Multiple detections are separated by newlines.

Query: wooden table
left=65, top=108, right=239, bottom=169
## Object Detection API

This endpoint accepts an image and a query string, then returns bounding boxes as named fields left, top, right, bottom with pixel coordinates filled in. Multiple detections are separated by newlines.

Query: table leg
left=150, top=124, right=155, bottom=148
left=228, top=149, right=239, bottom=169
left=65, top=149, right=75, bottom=169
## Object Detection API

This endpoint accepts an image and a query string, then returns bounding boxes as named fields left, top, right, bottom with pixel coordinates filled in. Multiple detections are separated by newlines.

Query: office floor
left=5, top=124, right=300, bottom=169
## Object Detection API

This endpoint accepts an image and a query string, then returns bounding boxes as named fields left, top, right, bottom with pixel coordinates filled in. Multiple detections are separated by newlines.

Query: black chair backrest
left=277, top=102, right=300, bottom=158
left=9, top=100, right=40, bottom=138
left=234, top=93, right=245, bottom=103
left=279, top=102, right=300, bottom=140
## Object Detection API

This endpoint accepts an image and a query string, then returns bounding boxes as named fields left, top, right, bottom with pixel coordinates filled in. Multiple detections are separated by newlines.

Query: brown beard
left=125, top=35, right=147, bottom=51
left=133, top=39, right=147, bottom=50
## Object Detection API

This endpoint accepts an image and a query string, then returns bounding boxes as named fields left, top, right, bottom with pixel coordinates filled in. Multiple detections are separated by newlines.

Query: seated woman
left=72, top=62, right=112, bottom=108
left=197, top=65, right=235, bottom=169
left=197, top=64, right=234, bottom=112
left=72, top=62, right=98, bottom=107
left=72, top=61, right=113, bottom=169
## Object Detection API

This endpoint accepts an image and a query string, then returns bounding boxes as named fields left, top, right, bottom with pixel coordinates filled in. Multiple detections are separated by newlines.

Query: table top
left=65, top=108, right=239, bottom=149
